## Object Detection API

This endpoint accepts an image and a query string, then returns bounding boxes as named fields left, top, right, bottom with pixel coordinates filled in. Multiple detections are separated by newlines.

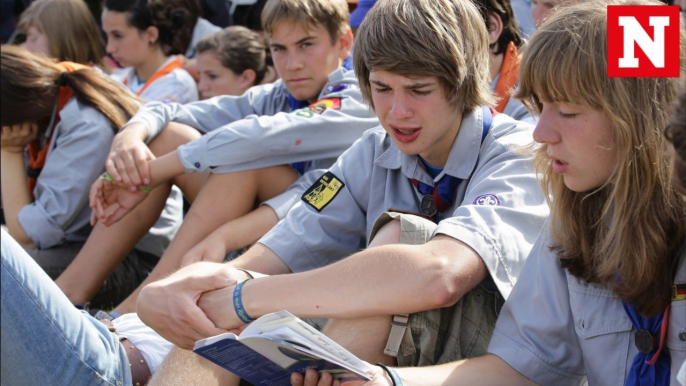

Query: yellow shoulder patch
left=301, top=171, right=345, bottom=212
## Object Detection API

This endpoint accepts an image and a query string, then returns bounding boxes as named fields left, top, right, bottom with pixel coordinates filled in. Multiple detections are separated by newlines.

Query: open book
left=193, top=311, right=374, bottom=385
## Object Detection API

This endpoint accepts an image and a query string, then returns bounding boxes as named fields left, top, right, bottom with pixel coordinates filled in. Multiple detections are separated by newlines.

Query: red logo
left=607, top=5, right=680, bottom=77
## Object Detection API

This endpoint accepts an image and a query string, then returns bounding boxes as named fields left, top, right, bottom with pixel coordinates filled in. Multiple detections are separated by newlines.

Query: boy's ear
left=336, top=27, right=354, bottom=60
left=240, top=69, right=257, bottom=88
left=486, top=12, right=503, bottom=48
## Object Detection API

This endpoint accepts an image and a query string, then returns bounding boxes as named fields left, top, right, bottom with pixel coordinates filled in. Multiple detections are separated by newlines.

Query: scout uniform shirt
left=259, top=107, right=549, bottom=300
left=18, top=98, right=181, bottom=256
left=488, top=225, right=686, bottom=386
left=124, top=67, right=379, bottom=219
left=125, top=67, right=378, bottom=175
left=111, top=56, right=199, bottom=104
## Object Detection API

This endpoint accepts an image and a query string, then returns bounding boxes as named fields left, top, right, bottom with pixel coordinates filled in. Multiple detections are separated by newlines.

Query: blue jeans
left=0, top=230, right=132, bottom=386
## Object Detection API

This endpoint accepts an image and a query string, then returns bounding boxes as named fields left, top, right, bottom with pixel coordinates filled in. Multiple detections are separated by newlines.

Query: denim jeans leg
left=0, top=230, right=133, bottom=386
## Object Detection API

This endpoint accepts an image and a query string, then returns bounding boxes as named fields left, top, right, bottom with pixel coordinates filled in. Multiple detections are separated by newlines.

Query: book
left=193, top=310, right=374, bottom=386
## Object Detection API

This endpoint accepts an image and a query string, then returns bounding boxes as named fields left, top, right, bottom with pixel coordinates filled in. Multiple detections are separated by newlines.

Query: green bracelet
left=100, top=173, right=153, bottom=193
left=100, top=173, right=115, bottom=182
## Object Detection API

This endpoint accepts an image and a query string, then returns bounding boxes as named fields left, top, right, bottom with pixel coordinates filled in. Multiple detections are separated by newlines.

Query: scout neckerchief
left=410, top=106, right=494, bottom=223
left=289, top=59, right=354, bottom=175
left=26, top=61, right=87, bottom=201
left=123, top=57, right=184, bottom=96
left=493, top=41, right=521, bottom=114
left=622, top=274, right=685, bottom=385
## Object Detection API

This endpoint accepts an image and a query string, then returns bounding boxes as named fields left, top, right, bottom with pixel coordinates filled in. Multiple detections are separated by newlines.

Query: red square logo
left=607, top=5, right=680, bottom=77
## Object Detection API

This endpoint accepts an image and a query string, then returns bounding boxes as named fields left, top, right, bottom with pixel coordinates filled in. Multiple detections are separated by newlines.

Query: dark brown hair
left=195, top=26, right=270, bottom=84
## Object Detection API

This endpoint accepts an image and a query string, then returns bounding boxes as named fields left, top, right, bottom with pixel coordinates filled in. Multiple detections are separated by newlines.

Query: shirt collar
left=374, top=107, right=485, bottom=185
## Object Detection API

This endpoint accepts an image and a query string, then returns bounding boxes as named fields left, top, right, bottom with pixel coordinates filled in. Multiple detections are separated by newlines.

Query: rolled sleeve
left=487, top=227, right=586, bottom=386
left=261, top=169, right=324, bottom=220
left=258, top=133, right=376, bottom=273
left=17, top=204, right=65, bottom=249
left=180, top=90, right=378, bottom=175
left=18, top=101, right=114, bottom=249
left=124, top=81, right=289, bottom=142
left=435, top=128, right=548, bottom=299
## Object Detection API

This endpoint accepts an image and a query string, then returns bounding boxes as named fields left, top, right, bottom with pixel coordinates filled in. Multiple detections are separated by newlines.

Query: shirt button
left=679, top=331, right=686, bottom=342
left=194, top=162, right=201, bottom=168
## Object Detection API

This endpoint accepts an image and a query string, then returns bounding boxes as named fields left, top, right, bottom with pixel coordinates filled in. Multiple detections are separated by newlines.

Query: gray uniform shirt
left=18, top=98, right=182, bottom=255
left=488, top=225, right=686, bottom=386
left=124, top=67, right=378, bottom=219
left=259, top=108, right=549, bottom=299
left=124, top=67, right=378, bottom=174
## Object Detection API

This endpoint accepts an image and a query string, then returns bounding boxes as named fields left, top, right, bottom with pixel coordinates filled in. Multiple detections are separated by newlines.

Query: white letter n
left=618, top=16, right=669, bottom=68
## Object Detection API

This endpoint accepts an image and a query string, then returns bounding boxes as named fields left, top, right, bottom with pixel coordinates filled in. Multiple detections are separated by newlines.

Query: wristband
left=376, top=363, right=403, bottom=386
left=100, top=173, right=153, bottom=193
left=232, top=280, right=254, bottom=324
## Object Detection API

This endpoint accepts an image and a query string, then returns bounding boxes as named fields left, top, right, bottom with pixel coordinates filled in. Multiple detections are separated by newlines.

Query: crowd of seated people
left=1, top=0, right=684, bottom=385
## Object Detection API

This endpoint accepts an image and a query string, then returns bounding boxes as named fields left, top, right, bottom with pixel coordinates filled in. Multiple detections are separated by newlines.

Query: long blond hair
left=1, top=46, right=140, bottom=131
left=516, top=0, right=686, bottom=316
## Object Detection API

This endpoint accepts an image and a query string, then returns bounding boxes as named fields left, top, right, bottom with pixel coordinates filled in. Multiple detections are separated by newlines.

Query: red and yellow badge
left=309, top=98, right=341, bottom=114
left=673, top=284, right=686, bottom=301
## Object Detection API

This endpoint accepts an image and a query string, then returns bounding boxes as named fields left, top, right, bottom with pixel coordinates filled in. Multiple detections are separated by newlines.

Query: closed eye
left=412, top=89, right=431, bottom=96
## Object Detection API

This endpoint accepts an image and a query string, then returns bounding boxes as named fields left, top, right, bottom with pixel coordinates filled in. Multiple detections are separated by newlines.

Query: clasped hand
left=137, top=261, right=253, bottom=349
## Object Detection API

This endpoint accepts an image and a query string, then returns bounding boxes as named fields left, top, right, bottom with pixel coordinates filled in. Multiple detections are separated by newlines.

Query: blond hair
left=1, top=46, right=140, bottom=132
left=18, top=0, right=106, bottom=68
left=261, top=0, right=350, bottom=43
left=353, top=0, right=495, bottom=114
left=517, top=0, right=686, bottom=316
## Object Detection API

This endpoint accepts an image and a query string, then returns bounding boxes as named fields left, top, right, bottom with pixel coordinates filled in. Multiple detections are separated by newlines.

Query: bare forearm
left=1, top=150, right=36, bottom=248
left=217, top=206, right=280, bottom=252
left=147, top=151, right=186, bottom=188
left=394, top=354, right=536, bottom=386
left=242, top=236, right=488, bottom=319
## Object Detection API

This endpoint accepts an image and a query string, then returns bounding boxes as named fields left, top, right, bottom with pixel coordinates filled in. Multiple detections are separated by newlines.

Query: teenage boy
left=77, top=0, right=379, bottom=314
left=137, top=0, right=548, bottom=384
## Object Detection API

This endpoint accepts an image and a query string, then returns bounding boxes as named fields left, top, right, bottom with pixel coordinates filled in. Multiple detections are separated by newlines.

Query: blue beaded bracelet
left=232, top=280, right=254, bottom=324
left=376, top=363, right=403, bottom=386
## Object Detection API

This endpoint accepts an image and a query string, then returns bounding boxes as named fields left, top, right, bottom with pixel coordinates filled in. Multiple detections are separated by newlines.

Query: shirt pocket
left=567, top=275, right=633, bottom=386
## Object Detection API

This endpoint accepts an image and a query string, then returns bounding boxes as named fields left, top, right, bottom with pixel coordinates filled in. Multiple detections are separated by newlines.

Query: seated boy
left=136, top=0, right=548, bottom=384
left=79, top=0, right=379, bottom=313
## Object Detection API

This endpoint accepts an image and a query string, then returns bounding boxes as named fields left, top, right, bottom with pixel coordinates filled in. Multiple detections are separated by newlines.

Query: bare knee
left=369, top=219, right=401, bottom=247
left=323, top=316, right=396, bottom=365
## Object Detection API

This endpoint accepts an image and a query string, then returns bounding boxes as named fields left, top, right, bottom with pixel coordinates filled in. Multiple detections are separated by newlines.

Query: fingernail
left=144, top=178, right=150, bottom=184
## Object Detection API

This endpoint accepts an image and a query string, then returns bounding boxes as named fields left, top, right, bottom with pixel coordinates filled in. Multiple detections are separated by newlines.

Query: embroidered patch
left=473, top=194, right=500, bottom=206
left=309, top=98, right=341, bottom=114
left=326, top=83, right=349, bottom=93
left=295, top=109, right=315, bottom=118
left=302, top=171, right=345, bottom=212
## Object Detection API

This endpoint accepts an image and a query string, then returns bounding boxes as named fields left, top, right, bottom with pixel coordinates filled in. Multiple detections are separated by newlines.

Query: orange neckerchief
left=494, top=41, right=522, bottom=114
left=123, top=57, right=184, bottom=96
left=26, top=61, right=87, bottom=200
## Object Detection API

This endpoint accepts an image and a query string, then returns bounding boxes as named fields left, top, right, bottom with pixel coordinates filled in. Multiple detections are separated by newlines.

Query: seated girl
left=103, top=0, right=199, bottom=104
left=297, top=0, right=686, bottom=385
left=195, top=25, right=277, bottom=99
left=18, top=0, right=109, bottom=72
left=0, top=45, right=183, bottom=309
